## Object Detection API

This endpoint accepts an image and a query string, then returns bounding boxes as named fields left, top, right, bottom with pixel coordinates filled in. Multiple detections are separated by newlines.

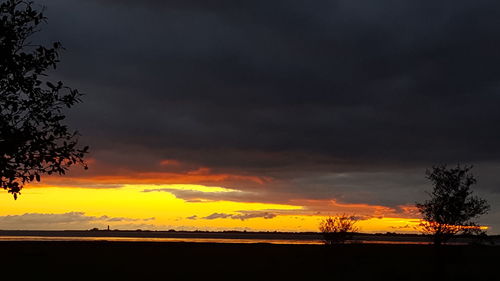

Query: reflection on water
left=0, top=236, right=321, bottom=244
left=0, top=236, right=442, bottom=245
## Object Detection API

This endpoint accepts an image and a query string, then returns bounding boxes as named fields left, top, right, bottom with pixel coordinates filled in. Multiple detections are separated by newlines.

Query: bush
left=319, top=214, right=359, bottom=245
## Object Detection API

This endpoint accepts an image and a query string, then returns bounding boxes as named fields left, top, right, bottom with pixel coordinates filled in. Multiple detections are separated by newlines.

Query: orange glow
left=37, top=170, right=270, bottom=187
left=417, top=220, right=489, bottom=234
left=288, top=199, right=419, bottom=220
left=0, top=183, right=428, bottom=233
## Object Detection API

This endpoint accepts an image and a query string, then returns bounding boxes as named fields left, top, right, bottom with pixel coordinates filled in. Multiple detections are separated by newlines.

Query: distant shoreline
left=0, top=230, right=497, bottom=245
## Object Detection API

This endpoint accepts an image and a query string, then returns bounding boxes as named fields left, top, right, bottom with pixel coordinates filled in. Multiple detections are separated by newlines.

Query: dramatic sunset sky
left=1, top=0, right=499, bottom=233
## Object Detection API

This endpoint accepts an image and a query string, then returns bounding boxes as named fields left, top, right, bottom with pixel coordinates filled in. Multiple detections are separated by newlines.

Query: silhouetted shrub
left=319, top=214, right=359, bottom=245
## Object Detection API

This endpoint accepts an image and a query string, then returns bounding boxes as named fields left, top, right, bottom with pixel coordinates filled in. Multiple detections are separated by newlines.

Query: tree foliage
left=1, top=0, right=88, bottom=198
left=416, top=164, right=490, bottom=245
left=319, top=214, right=359, bottom=245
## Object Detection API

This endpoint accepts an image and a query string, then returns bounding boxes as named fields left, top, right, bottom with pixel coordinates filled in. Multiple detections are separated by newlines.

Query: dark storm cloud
left=34, top=0, right=500, bottom=223
left=39, top=0, right=500, bottom=165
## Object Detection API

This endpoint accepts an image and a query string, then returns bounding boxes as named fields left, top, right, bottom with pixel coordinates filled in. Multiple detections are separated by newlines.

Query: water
left=0, top=235, right=439, bottom=245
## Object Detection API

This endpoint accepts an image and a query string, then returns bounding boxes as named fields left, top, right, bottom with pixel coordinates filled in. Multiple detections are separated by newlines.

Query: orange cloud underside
left=37, top=170, right=268, bottom=186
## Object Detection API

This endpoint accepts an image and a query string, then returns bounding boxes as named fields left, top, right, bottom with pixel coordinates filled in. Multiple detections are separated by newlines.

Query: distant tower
left=107, top=225, right=110, bottom=231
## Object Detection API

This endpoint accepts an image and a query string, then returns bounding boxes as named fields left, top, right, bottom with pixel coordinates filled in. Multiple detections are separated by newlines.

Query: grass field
left=1, top=241, right=498, bottom=280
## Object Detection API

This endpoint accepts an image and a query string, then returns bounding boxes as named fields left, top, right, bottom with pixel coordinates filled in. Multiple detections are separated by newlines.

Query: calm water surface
left=0, top=236, right=438, bottom=245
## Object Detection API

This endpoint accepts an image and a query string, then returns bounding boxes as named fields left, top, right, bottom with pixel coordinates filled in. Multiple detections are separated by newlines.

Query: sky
left=1, top=0, right=500, bottom=233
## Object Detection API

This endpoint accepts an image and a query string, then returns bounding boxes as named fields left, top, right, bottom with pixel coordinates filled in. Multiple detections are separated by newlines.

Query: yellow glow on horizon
left=0, top=184, right=423, bottom=233
left=0, top=185, right=301, bottom=230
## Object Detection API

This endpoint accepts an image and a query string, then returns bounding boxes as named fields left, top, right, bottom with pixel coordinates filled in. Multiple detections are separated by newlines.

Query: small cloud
left=233, top=211, right=276, bottom=220
left=159, top=159, right=181, bottom=166
left=202, top=211, right=276, bottom=221
left=390, top=224, right=411, bottom=229
left=186, top=215, right=198, bottom=220
left=203, top=213, right=233, bottom=220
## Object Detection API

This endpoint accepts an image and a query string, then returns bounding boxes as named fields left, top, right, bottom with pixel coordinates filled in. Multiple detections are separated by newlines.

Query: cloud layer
left=27, top=0, right=500, bottom=230
left=0, top=212, right=155, bottom=230
left=46, top=0, right=500, bottom=167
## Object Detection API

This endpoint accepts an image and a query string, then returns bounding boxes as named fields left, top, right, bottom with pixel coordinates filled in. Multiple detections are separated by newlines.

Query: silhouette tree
left=416, top=164, right=490, bottom=245
left=1, top=0, right=88, bottom=198
left=319, top=214, right=359, bottom=245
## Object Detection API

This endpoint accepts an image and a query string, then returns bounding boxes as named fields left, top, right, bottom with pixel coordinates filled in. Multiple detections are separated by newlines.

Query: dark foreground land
left=1, top=242, right=498, bottom=280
